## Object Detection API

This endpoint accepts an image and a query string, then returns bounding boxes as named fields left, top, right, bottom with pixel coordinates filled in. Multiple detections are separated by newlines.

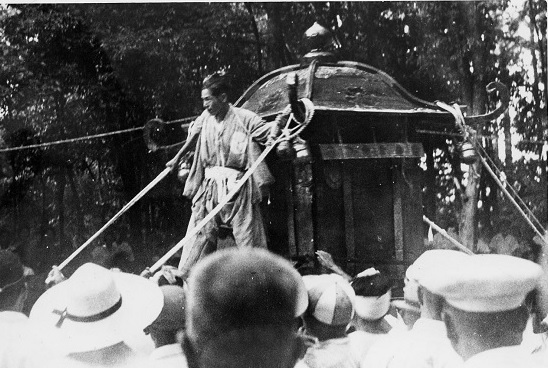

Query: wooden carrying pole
left=57, top=167, right=172, bottom=270
left=478, top=154, right=546, bottom=242
left=422, top=216, right=474, bottom=255
left=149, top=136, right=282, bottom=273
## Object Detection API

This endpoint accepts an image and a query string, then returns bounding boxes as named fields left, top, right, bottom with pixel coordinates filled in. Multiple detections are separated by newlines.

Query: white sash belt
left=204, top=166, right=243, bottom=200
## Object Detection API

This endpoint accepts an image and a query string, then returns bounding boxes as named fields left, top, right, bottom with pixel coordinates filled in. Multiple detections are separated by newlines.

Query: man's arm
left=166, top=116, right=203, bottom=168
left=166, top=132, right=199, bottom=168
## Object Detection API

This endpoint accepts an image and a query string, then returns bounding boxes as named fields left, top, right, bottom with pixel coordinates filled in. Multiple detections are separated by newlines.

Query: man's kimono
left=178, top=105, right=275, bottom=273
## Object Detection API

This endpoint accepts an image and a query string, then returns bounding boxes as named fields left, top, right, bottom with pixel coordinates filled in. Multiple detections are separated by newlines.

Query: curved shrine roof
left=235, top=61, right=453, bottom=120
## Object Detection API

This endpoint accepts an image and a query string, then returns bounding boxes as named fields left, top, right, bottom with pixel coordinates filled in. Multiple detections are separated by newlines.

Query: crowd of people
left=0, top=231, right=547, bottom=368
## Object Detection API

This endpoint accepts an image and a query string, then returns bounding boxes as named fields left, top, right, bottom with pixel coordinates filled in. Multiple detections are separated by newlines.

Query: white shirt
left=0, top=311, right=62, bottom=367
left=464, top=345, right=545, bottom=367
left=295, top=336, right=362, bottom=368
left=362, top=317, right=462, bottom=367
left=149, top=343, right=188, bottom=367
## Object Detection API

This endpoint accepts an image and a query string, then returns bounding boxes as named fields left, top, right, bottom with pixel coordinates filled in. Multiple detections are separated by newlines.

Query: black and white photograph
left=0, top=1, right=546, bottom=367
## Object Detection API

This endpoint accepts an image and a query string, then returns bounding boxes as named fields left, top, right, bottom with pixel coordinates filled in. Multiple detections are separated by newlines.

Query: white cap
left=420, top=254, right=542, bottom=312
left=302, top=274, right=355, bottom=326
left=403, top=249, right=470, bottom=305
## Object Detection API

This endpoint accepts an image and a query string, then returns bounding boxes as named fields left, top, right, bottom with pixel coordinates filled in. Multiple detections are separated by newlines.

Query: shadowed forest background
left=0, top=1, right=545, bottom=277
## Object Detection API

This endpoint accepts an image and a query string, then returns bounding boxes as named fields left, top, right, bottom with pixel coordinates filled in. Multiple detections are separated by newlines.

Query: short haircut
left=444, top=303, right=529, bottom=343
left=202, top=73, right=230, bottom=97
left=185, top=248, right=302, bottom=367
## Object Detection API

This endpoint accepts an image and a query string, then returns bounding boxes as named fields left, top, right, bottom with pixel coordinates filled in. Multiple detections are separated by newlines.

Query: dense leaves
left=0, top=2, right=544, bottom=273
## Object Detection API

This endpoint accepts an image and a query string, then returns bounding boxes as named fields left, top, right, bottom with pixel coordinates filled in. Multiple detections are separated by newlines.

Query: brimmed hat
left=30, top=263, right=163, bottom=354
left=420, top=254, right=543, bottom=312
left=303, top=274, right=355, bottom=326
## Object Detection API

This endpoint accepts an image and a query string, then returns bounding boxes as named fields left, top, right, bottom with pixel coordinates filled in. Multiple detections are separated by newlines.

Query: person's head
left=183, top=248, right=308, bottom=368
left=411, top=249, right=470, bottom=320
left=145, top=285, right=186, bottom=348
left=351, top=268, right=392, bottom=322
left=420, top=254, right=543, bottom=360
left=302, top=274, right=355, bottom=341
left=29, top=263, right=164, bottom=358
left=0, top=250, right=27, bottom=312
left=201, top=73, right=230, bottom=117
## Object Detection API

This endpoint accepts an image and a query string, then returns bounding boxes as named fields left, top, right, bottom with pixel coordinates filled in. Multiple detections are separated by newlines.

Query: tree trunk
left=264, top=4, right=290, bottom=68
left=503, top=111, right=512, bottom=167
left=68, top=169, right=85, bottom=246
left=244, top=3, right=263, bottom=75
left=458, top=2, right=489, bottom=251
left=56, top=168, right=67, bottom=257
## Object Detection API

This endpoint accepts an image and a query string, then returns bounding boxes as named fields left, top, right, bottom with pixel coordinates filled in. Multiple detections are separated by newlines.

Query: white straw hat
left=30, top=263, right=163, bottom=354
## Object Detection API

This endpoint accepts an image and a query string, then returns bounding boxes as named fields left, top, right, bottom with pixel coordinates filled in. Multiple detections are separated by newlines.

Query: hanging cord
left=436, top=101, right=544, bottom=231
left=439, top=102, right=546, bottom=241
left=0, top=115, right=197, bottom=153
left=149, top=99, right=315, bottom=273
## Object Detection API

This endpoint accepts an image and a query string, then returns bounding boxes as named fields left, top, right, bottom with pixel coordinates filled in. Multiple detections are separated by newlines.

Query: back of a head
left=420, top=254, right=543, bottom=359
left=351, top=268, right=392, bottom=321
left=184, top=248, right=306, bottom=367
left=149, top=285, right=186, bottom=332
left=0, top=250, right=26, bottom=311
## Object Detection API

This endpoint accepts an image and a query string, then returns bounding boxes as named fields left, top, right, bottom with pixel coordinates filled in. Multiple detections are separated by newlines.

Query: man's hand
left=45, top=265, right=66, bottom=288
left=166, top=156, right=178, bottom=170
left=140, top=267, right=153, bottom=279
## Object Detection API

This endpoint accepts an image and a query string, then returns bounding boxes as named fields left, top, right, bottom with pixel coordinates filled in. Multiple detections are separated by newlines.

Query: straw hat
left=30, top=263, right=163, bottom=354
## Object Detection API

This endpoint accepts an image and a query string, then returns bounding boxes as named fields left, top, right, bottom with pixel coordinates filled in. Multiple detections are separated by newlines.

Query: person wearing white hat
left=363, top=249, right=468, bottom=368
left=344, top=268, right=405, bottom=365
left=421, top=253, right=545, bottom=367
left=182, top=248, right=308, bottom=367
left=296, top=273, right=367, bottom=368
left=29, top=262, right=164, bottom=367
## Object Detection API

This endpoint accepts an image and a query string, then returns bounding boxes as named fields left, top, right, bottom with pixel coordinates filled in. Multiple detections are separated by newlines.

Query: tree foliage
left=0, top=2, right=544, bottom=273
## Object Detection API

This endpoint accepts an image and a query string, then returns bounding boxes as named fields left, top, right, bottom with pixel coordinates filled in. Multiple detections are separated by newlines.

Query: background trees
left=0, top=1, right=545, bottom=274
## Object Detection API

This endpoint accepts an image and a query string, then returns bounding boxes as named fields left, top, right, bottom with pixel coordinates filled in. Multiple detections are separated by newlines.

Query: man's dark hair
left=183, top=248, right=304, bottom=367
left=202, top=73, right=231, bottom=97
left=443, top=303, right=529, bottom=352
left=351, top=272, right=392, bottom=297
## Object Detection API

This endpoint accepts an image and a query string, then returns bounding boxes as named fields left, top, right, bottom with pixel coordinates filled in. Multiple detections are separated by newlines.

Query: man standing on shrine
left=167, top=73, right=278, bottom=275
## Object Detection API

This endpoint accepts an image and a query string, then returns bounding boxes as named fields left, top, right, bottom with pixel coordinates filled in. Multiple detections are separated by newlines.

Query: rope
left=56, top=167, right=172, bottom=271
left=474, top=140, right=544, bottom=231
left=0, top=127, right=143, bottom=153
left=0, top=115, right=197, bottom=154
left=149, top=99, right=315, bottom=272
left=422, top=216, right=474, bottom=255
left=438, top=102, right=546, bottom=241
